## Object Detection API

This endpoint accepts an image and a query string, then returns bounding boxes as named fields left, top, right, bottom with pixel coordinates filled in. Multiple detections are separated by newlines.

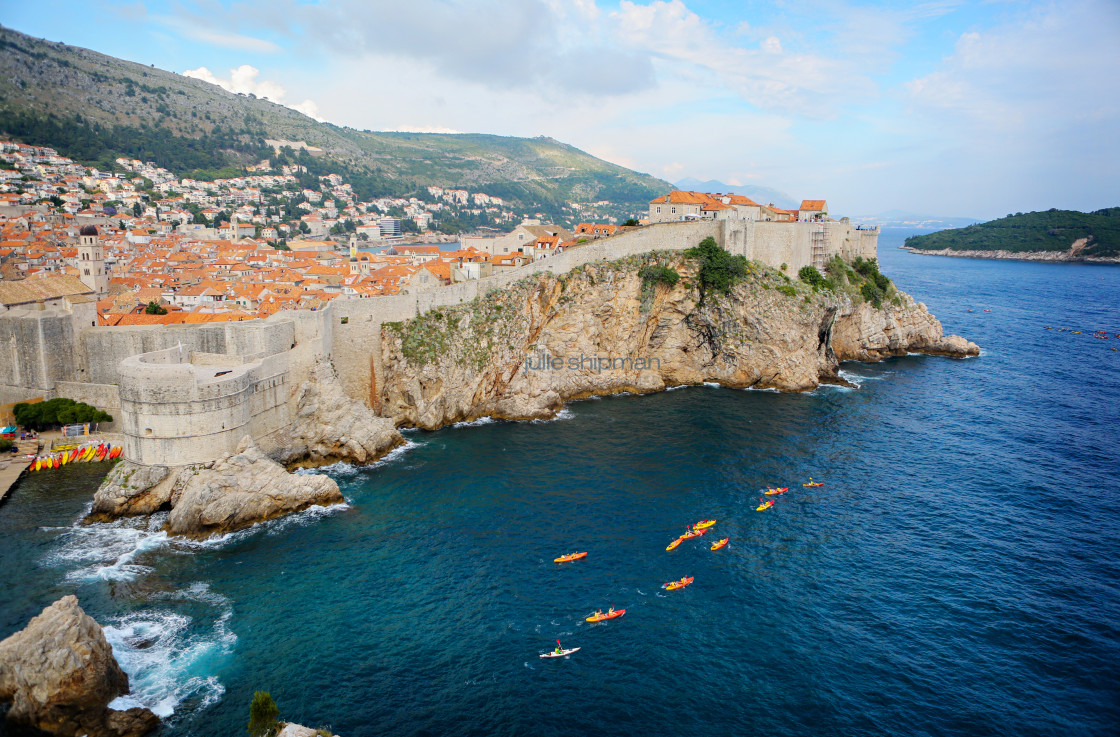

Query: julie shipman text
left=523, top=351, right=661, bottom=375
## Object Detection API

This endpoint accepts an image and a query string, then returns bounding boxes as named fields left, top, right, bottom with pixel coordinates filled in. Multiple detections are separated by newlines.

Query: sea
left=1, top=229, right=1118, bottom=736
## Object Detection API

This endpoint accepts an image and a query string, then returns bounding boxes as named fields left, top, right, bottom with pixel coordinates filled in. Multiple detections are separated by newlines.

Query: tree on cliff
left=684, top=236, right=748, bottom=304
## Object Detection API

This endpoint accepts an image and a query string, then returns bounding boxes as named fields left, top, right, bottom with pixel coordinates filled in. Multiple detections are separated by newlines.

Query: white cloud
left=183, top=65, right=325, bottom=121
left=151, top=14, right=280, bottom=53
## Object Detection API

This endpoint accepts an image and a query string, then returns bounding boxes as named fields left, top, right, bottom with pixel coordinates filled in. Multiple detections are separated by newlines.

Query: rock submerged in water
left=0, top=596, right=158, bottom=737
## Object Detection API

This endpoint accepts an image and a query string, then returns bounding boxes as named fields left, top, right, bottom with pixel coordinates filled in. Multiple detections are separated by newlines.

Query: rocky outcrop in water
left=379, top=254, right=977, bottom=428
left=0, top=596, right=158, bottom=737
left=278, top=724, right=338, bottom=737
left=830, top=294, right=980, bottom=361
left=902, top=245, right=1120, bottom=264
left=87, top=437, right=343, bottom=537
left=165, top=436, right=343, bottom=537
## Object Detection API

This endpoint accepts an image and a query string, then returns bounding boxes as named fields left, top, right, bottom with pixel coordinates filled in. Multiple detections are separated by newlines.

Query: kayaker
left=608, top=607, right=614, bottom=614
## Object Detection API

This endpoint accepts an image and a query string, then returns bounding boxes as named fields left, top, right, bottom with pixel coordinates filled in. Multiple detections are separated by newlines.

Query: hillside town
left=0, top=140, right=630, bottom=323
left=0, top=139, right=845, bottom=326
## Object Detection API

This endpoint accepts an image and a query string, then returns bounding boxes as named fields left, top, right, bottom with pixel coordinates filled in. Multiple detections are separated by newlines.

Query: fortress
left=0, top=217, right=878, bottom=468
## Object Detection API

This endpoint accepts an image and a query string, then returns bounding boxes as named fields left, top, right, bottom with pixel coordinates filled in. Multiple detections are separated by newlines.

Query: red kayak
left=586, top=609, right=625, bottom=623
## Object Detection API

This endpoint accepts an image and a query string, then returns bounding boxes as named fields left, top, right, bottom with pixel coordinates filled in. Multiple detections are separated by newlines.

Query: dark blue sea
left=2, top=230, right=1119, bottom=736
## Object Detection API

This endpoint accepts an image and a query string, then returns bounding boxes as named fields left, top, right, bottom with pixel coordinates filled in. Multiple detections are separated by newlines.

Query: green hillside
left=904, top=208, right=1120, bottom=258
left=0, top=25, right=670, bottom=221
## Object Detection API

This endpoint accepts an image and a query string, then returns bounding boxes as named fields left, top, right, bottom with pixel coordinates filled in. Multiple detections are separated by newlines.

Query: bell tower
left=77, top=224, right=108, bottom=295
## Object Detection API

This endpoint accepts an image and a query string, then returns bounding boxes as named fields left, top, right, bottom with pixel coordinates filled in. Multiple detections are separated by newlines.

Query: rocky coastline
left=901, top=245, right=1120, bottom=264
left=0, top=596, right=158, bottom=737
left=85, top=252, right=977, bottom=538
left=379, top=254, right=978, bottom=428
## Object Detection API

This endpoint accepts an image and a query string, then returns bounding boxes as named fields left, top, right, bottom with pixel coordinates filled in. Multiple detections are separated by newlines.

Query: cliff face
left=379, top=254, right=978, bottom=428
left=831, top=294, right=980, bottom=360
left=0, top=596, right=158, bottom=737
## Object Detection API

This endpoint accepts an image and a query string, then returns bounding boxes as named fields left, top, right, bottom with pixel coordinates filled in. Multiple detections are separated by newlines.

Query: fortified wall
left=0, top=219, right=876, bottom=468
left=331, top=219, right=878, bottom=406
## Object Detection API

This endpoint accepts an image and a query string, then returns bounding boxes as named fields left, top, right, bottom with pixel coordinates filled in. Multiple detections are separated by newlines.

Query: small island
left=903, top=207, right=1120, bottom=263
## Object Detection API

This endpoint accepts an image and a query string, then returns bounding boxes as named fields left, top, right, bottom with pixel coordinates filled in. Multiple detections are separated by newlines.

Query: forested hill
left=904, top=208, right=1120, bottom=258
left=0, top=25, right=670, bottom=221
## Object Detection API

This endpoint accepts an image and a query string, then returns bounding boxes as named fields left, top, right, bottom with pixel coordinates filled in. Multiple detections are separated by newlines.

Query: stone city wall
left=1, top=219, right=877, bottom=466
left=55, top=381, right=122, bottom=431
left=0, top=306, right=88, bottom=398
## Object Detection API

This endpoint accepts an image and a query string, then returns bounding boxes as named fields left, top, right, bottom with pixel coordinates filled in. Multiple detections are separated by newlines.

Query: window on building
left=671, top=207, right=676, bottom=214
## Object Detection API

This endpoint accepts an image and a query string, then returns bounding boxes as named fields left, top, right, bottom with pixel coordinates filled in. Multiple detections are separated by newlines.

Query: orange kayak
left=710, top=538, right=728, bottom=551
left=764, top=487, right=789, bottom=495
left=680, top=528, right=708, bottom=540
left=586, top=609, right=625, bottom=623
left=666, top=537, right=683, bottom=551
left=802, top=480, right=824, bottom=487
left=757, top=500, right=774, bottom=511
left=554, top=552, right=587, bottom=563
left=664, top=576, right=694, bottom=591
left=694, top=519, right=716, bottom=530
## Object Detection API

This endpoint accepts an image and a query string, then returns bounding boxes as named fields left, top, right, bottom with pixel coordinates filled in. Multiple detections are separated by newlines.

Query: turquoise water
left=2, top=231, right=1119, bottom=736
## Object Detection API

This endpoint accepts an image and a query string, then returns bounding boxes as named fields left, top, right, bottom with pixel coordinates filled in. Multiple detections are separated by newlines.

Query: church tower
left=77, top=225, right=108, bottom=295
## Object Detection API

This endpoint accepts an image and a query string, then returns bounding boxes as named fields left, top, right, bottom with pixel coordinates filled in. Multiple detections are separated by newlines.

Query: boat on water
left=664, top=576, right=694, bottom=591
left=554, top=552, right=587, bottom=563
left=666, top=537, right=684, bottom=551
left=757, top=499, right=774, bottom=511
left=710, top=538, right=729, bottom=551
left=764, top=487, right=789, bottom=495
left=694, top=519, right=716, bottom=530
left=802, top=478, right=824, bottom=487
left=680, top=528, right=709, bottom=539
left=541, top=647, right=581, bottom=659
left=586, top=608, right=625, bottom=623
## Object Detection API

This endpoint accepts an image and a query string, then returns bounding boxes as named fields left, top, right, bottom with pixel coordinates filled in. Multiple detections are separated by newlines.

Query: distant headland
left=903, top=208, right=1120, bottom=264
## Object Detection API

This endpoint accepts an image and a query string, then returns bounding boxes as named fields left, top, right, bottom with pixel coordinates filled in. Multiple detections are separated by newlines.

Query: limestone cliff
left=0, top=596, right=158, bottom=737
left=379, top=253, right=977, bottom=428
left=270, top=356, right=402, bottom=468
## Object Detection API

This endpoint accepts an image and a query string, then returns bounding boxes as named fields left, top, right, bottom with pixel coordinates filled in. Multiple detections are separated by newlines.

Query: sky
left=3, top=0, right=1119, bottom=218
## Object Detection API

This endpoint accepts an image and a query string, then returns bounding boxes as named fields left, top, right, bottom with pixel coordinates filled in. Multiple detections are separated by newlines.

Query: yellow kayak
left=666, top=537, right=683, bottom=551
left=693, top=519, right=716, bottom=530
left=756, top=500, right=774, bottom=511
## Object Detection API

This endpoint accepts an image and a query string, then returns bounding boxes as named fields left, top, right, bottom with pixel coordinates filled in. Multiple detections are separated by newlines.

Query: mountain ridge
left=0, top=25, right=671, bottom=221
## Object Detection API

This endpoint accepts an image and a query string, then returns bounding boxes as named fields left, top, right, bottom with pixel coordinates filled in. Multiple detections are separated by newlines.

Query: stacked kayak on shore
left=29, top=442, right=120, bottom=472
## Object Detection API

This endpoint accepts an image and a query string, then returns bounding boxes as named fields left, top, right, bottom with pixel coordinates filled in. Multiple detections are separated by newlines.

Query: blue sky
left=4, top=0, right=1119, bottom=218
